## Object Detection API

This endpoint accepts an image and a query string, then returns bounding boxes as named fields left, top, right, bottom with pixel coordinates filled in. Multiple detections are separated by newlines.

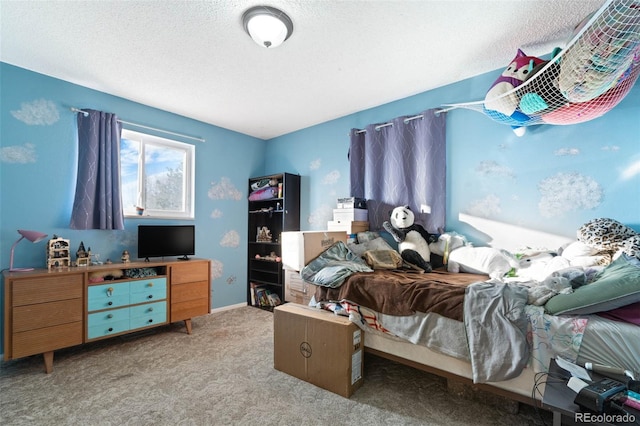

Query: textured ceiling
left=0, top=0, right=605, bottom=139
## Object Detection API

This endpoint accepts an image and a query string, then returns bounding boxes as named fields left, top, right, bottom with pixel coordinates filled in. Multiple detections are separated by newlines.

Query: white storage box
left=333, top=208, right=368, bottom=222
left=281, top=231, right=347, bottom=271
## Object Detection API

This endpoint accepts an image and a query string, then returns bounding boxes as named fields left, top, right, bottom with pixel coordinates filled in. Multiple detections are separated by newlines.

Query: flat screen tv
left=137, top=225, right=195, bottom=261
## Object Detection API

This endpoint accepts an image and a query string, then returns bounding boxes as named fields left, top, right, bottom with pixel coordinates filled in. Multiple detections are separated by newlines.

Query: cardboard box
left=274, top=304, right=364, bottom=398
left=281, top=231, right=347, bottom=271
left=333, top=208, right=368, bottom=222
left=284, top=269, right=317, bottom=305
left=327, top=220, right=369, bottom=234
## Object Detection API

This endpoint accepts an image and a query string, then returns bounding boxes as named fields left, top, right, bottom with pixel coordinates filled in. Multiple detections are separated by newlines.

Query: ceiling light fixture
left=242, top=6, right=293, bottom=48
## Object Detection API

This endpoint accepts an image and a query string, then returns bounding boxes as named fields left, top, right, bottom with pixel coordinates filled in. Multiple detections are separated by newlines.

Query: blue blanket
left=301, top=241, right=373, bottom=288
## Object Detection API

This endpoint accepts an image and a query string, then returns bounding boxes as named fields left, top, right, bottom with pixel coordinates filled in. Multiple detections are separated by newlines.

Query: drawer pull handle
left=108, top=301, right=113, bottom=306
left=107, top=314, right=113, bottom=319
left=108, top=327, right=113, bottom=332
left=148, top=295, right=153, bottom=299
left=148, top=319, right=153, bottom=323
left=148, top=307, right=154, bottom=312
left=147, top=282, right=153, bottom=287
left=106, top=287, right=114, bottom=297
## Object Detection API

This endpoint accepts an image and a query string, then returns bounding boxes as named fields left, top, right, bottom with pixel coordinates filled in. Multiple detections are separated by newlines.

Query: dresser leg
left=184, top=319, right=193, bottom=334
left=43, top=351, right=54, bottom=374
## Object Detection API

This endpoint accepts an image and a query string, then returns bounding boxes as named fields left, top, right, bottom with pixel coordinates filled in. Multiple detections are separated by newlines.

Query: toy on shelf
left=46, top=235, right=71, bottom=269
left=256, top=226, right=273, bottom=242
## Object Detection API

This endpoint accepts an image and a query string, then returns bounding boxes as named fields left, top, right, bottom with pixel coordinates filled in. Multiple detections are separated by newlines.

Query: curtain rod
left=70, top=107, right=205, bottom=143
left=354, top=112, right=440, bottom=134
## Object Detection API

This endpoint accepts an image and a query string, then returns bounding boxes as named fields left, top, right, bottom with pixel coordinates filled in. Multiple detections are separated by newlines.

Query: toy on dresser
left=46, top=235, right=71, bottom=269
left=75, top=241, right=91, bottom=266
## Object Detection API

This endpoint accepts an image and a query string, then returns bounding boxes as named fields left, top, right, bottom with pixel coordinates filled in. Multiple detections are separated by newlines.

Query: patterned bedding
left=307, top=239, right=639, bottom=383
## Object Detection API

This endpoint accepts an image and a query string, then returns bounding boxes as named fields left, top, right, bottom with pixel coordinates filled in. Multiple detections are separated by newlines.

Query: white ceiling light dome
left=242, top=6, right=294, bottom=48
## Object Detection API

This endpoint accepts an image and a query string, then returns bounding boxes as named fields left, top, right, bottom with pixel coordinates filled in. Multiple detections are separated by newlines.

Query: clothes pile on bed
left=300, top=217, right=640, bottom=384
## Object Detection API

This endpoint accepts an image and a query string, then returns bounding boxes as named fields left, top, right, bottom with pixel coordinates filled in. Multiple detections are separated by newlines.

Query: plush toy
left=383, top=206, right=437, bottom=272
left=484, top=49, right=546, bottom=117
left=518, top=48, right=566, bottom=115
left=526, top=275, right=573, bottom=306
left=429, top=232, right=520, bottom=280
left=576, top=218, right=640, bottom=260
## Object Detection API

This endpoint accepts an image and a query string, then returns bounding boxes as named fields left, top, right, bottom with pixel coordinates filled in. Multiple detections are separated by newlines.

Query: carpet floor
left=0, top=306, right=552, bottom=425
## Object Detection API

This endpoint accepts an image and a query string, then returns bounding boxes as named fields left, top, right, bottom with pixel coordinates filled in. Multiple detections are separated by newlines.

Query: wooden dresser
left=3, top=258, right=211, bottom=373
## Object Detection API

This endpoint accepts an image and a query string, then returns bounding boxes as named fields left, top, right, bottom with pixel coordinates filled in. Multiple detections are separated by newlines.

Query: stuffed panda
left=383, top=205, right=439, bottom=272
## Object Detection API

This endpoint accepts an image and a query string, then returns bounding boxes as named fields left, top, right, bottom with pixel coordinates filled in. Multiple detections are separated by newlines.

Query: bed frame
left=364, top=330, right=539, bottom=406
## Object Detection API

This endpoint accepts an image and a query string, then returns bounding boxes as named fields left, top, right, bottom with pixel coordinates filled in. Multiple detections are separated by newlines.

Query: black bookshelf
left=247, top=172, right=300, bottom=310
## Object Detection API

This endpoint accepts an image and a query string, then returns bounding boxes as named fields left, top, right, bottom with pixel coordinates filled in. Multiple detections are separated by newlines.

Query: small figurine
left=121, top=250, right=130, bottom=263
left=256, top=226, right=272, bottom=242
left=75, top=241, right=91, bottom=266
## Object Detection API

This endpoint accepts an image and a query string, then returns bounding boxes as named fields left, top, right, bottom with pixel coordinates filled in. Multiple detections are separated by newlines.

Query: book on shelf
left=250, top=282, right=282, bottom=307
left=267, top=291, right=281, bottom=306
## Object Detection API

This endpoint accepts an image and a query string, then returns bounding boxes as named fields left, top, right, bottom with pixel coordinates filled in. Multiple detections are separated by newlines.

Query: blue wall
left=0, top=63, right=265, bottom=320
left=1, top=61, right=639, bottom=355
left=265, top=71, right=640, bottom=240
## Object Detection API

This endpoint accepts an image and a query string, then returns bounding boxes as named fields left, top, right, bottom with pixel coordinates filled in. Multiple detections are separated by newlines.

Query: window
left=120, top=129, right=195, bottom=219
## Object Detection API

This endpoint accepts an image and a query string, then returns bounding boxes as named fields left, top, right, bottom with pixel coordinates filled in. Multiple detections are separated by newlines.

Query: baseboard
left=210, top=302, right=247, bottom=314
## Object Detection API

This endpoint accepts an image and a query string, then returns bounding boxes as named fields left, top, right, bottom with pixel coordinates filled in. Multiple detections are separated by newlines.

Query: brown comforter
left=314, top=269, right=489, bottom=322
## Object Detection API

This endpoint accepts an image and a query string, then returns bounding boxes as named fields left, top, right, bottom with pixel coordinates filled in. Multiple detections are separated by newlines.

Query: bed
left=302, top=218, right=640, bottom=405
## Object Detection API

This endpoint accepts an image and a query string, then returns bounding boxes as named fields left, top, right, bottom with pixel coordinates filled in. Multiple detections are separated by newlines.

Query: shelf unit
left=247, top=172, right=300, bottom=310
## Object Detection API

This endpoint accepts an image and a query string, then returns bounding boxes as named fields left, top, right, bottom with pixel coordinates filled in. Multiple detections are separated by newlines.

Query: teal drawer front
left=88, top=282, right=131, bottom=311
left=130, top=277, right=166, bottom=294
left=130, top=301, right=166, bottom=319
left=88, top=307, right=130, bottom=327
left=87, top=318, right=130, bottom=339
left=130, top=310, right=167, bottom=330
left=129, top=280, right=166, bottom=304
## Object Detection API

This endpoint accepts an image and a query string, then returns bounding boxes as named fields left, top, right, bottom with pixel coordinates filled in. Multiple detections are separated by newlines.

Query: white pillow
left=560, top=241, right=607, bottom=267
left=448, top=246, right=519, bottom=280
left=561, top=241, right=600, bottom=258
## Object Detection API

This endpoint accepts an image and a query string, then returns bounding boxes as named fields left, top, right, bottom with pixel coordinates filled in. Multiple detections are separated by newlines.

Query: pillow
left=347, top=236, right=394, bottom=256
left=362, top=250, right=403, bottom=270
left=544, top=254, right=640, bottom=315
left=560, top=241, right=599, bottom=258
left=356, top=231, right=380, bottom=243
left=447, top=246, right=518, bottom=280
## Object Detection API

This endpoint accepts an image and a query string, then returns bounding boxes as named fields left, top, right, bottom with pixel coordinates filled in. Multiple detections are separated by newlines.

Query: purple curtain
left=350, top=109, right=446, bottom=232
left=70, top=109, right=124, bottom=230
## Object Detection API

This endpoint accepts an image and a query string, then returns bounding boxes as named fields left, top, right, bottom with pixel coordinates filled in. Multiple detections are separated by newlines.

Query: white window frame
left=121, top=129, right=195, bottom=220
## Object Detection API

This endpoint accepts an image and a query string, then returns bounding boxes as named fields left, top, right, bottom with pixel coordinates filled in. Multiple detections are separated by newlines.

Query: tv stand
left=178, top=255, right=190, bottom=261
left=3, top=258, right=211, bottom=374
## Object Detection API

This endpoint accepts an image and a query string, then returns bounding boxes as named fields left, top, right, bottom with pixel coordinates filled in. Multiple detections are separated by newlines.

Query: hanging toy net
left=442, top=0, right=640, bottom=129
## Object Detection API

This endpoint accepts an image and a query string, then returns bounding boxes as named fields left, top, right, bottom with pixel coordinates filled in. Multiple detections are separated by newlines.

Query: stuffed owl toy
left=383, top=206, right=438, bottom=272
left=484, top=49, right=545, bottom=117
